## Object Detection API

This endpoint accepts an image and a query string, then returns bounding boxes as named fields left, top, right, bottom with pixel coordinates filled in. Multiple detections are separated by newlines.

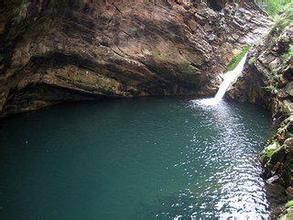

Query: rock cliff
left=226, top=7, right=292, bottom=219
left=0, top=0, right=269, bottom=116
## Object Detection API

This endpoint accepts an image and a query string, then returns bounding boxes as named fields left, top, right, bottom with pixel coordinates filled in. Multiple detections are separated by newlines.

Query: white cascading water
left=196, top=53, right=248, bottom=106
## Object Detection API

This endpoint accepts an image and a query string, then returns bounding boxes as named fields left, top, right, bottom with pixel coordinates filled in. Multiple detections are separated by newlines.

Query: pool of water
left=0, top=97, right=272, bottom=220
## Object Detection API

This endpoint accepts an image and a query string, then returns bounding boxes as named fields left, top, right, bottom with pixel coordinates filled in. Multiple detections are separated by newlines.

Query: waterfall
left=214, top=53, right=248, bottom=102
left=195, top=53, right=248, bottom=106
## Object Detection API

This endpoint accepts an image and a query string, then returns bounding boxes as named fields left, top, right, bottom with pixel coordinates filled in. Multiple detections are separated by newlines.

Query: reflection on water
left=0, top=98, right=272, bottom=220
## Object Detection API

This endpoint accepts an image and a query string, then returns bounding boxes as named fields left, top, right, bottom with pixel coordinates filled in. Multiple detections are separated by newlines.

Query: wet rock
left=277, top=90, right=288, bottom=98
left=279, top=207, right=293, bottom=220
left=283, top=67, right=293, bottom=81
left=272, top=206, right=285, bottom=219
left=284, top=138, right=293, bottom=151
left=286, top=187, right=293, bottom=200
left=283, top=100, right=293, bottom=114
left=268, top=184, right=291, bottom=219
left=286, top=82, right=293, bottom=97
left=267, top=175, right=280, bottom=184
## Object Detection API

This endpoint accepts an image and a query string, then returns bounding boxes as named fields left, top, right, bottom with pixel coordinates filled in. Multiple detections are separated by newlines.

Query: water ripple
left=157, top=100, right=271, bottom=219
left=0, top=98, right=272, bottom=220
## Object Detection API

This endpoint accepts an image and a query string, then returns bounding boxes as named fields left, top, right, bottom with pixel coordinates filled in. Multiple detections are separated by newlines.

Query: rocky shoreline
left=226, top=8, right=292, bottom=219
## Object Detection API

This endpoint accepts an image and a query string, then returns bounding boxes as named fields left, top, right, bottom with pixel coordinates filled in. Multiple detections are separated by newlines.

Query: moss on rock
left=261, top=141, right=281, bottom=162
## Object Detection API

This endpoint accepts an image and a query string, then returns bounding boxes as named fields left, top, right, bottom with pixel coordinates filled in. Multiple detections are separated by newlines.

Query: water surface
left=0, top=97, right=272, bottom=219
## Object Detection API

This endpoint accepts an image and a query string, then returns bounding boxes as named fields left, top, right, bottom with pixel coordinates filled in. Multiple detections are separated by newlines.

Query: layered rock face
left=0, top=0, right=268, bottom=116
left=226, top=9, right=293, bottom=218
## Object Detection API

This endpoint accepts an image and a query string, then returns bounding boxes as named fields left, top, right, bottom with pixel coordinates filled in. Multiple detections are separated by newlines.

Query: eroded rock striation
left=0, top=0, right=269, bottom=116
left=226, top=8, right=292, bottom=219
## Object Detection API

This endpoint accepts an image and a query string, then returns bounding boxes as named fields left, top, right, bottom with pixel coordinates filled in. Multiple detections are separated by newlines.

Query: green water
left=0, top=98, right=272, bottom=220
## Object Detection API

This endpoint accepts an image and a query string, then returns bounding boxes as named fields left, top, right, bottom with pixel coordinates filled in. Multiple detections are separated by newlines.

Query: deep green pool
left=0, top=97, right=272, bottom=220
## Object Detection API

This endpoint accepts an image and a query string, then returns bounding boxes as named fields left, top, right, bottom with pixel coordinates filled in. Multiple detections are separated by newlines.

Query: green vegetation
left=272, top=6, right=293, bottom=61
left=257, top=0, right=291, bottom=16
left=264, top=84, right=278, bottom=94
left=272, top=5, right=293, bottom=32
left=288, top=45, right=293, bottom=57
left=225, top=46, right=250, bottom=73
left=281, top=44, right=293, bottom=61
left=286, top=200, right=293, bottom=208
left=248, top=56, right=256, bottom=65
left=261, top=141, right=280, bottom=161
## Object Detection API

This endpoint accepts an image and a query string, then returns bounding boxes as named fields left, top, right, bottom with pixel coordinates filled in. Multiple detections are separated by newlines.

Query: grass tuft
left=225, top=46, right=250, bottom=73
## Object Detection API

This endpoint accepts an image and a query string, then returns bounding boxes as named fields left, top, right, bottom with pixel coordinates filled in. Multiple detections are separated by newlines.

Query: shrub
left=257, top=0, right=291, bottom=16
